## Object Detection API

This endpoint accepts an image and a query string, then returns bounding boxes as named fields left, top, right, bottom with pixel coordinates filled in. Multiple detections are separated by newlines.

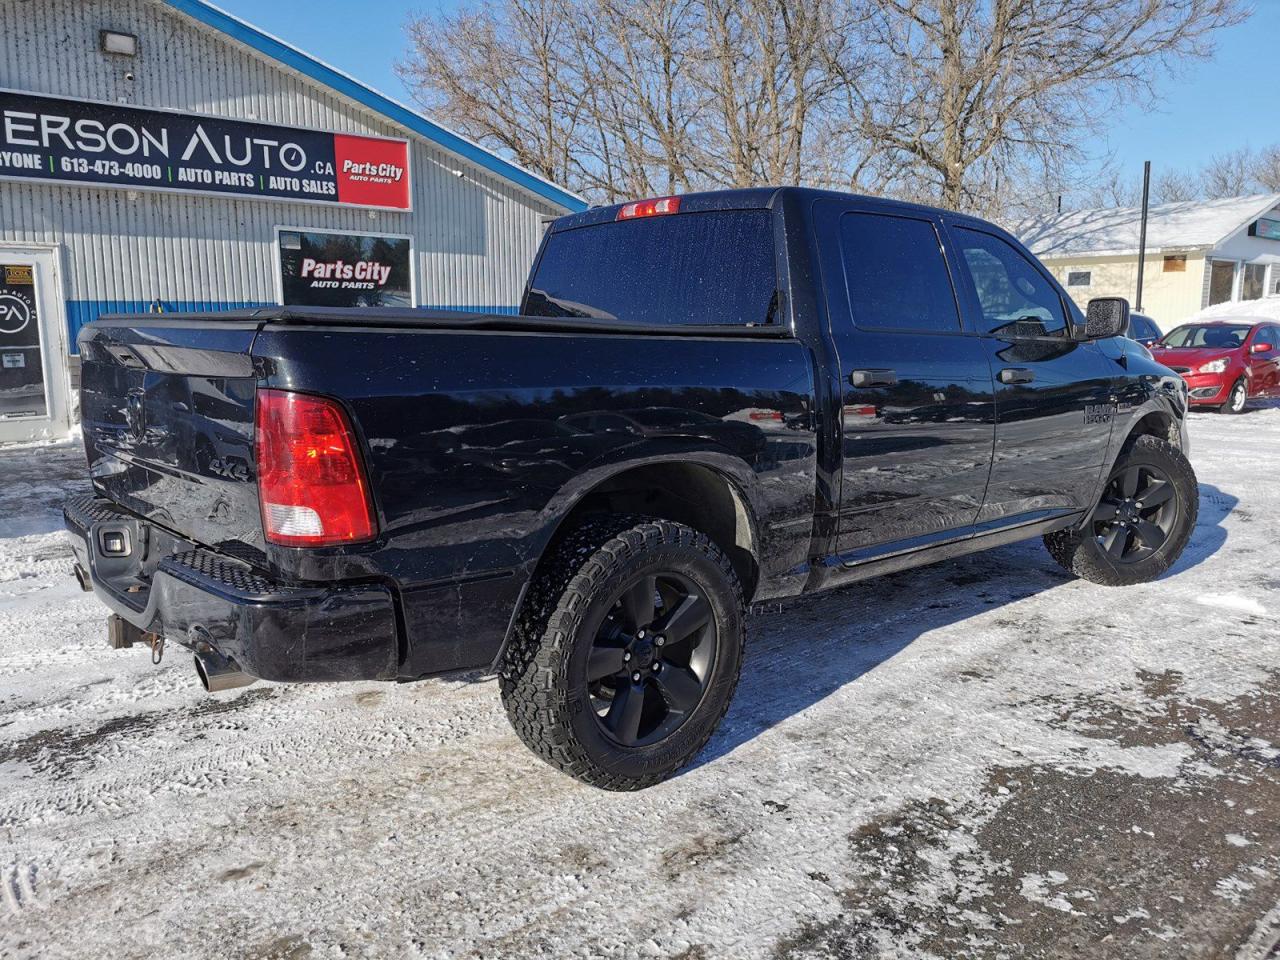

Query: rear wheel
left=1221, top=378, right=1248, bottom=414
left=1043, top=435, right=1197, bottom=586
left=500, top=515, right=744, bottom=790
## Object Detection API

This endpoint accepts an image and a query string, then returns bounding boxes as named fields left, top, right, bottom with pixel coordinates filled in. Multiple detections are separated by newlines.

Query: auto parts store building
left=0, top=0, right=584, bottom=443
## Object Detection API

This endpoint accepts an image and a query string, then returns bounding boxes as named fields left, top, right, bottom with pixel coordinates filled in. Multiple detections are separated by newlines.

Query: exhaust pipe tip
left=193, top=649, right=256, bottom=693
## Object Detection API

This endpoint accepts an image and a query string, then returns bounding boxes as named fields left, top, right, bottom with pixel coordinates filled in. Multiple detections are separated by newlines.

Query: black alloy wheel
left=1044, top=433, right=1198, bottom=586
left=1089, top=463, right=1176, bottom=564
left=587, top=571, right=717, bottom=747
left=500, top=515, right=744, bottom=790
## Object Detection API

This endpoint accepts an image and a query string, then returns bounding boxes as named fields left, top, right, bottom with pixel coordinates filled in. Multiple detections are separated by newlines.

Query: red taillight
left=617, top=196, right=681, bottom=220
left=255, top=389, right=376, bottom=547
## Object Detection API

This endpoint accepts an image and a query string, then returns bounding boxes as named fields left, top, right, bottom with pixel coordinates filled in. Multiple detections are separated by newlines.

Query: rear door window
left=524, top=210, right=776, bottom=327
left=836, top=213, right=962, bottom=333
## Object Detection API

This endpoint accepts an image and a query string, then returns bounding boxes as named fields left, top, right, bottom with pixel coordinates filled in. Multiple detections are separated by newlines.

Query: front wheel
left=500, top=516, right=744, bottom=790
left=1043, top=435, right=1198, bottom=586
left=1221, top=378, right=1248, bottom=414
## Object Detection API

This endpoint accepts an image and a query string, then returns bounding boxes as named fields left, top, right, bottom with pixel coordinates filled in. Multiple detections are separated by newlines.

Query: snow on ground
left=2, top=405, right=1280, bottom=959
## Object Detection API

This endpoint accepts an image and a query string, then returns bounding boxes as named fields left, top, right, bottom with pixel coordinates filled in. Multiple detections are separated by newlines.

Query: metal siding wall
left=0, top=0, right=563, bottom=346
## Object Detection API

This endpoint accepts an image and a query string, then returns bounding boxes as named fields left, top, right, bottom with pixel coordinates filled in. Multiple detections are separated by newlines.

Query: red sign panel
left=333, top=134, right=411, bottom=210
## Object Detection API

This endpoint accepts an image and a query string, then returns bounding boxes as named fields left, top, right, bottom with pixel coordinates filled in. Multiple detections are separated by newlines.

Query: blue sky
left=213, top=0, right=1279, bottom=184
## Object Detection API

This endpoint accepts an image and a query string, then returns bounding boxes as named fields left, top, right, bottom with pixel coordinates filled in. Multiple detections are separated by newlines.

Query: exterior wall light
left=100, top=30, right=139, bottom=57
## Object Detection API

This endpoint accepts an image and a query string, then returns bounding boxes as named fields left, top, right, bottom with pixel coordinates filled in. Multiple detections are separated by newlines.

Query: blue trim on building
left=66, top=299, right=520, bottom=352
left=419, top=304, right=519, bottom=315
left=162, top=0, right=587, bottom=214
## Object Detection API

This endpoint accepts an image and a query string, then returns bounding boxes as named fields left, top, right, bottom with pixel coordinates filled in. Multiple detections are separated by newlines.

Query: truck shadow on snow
left=690, top=482, right=1237, bottom=773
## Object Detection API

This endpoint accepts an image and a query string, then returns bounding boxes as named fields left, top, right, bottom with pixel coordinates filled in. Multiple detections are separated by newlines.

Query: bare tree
left=1151, top=167, right=1203, bottom=204
left=842, top=0, right=1247, bottom=211
left=399, top=0, right=876, bottom=202
left=1254, top=146, right=1280, bottom=193
left=399, top=0, right=1246, bottom=212
left=398, top=0, right=586, bottom=190
left=1077, top=165, right=1141, bottom=209
left=1201, top=148, right=1256, bottom=198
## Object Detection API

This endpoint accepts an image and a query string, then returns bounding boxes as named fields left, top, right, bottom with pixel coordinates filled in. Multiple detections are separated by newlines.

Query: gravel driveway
left=2, top=405, right=1278, bottom=959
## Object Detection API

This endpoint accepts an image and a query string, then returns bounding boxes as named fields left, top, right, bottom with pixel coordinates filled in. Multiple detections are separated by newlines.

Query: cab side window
left=838, top=212, right=962, bottom=333
left=1255, top=327, right=1278, bottom=351
left=954, top=227, right=1068, bottom=338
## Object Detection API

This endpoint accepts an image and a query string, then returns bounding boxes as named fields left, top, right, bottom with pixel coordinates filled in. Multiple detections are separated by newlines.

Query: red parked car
left=1151, top=319, right=1280, bottom=413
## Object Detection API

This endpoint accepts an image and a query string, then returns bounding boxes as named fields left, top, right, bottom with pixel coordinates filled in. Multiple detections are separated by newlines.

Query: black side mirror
left=1081, top=297, right=1130, bottom=340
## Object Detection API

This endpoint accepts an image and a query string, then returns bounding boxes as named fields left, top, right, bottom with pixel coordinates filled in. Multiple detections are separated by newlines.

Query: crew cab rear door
left=942, top=221, right=1116, bottom=523
left=812, top=199, right=997, bottom=559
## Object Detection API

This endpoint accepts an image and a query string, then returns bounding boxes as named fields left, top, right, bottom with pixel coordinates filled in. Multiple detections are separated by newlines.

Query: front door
left=814, top=201, right=997, bottom=560
left=0, top=247, right=71, bottom=444
left=944, top=223, right=1117, bottom=526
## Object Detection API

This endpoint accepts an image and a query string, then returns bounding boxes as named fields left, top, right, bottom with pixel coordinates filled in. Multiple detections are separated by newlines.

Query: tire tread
left=1043, top=434, right=1198, bottom=586
left=499, top=515, right=743, bottom=790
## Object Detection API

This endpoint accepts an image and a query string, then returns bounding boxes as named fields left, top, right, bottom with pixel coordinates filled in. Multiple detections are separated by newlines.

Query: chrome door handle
left=999, top=367, right=1035, bottom=385
left=849, top=369, right=897, bottom=388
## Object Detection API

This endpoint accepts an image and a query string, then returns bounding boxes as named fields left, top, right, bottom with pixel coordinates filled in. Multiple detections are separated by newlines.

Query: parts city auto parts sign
left=0, top=89, right=411, bottom=210
left=278, top=230, right=413, bottom=308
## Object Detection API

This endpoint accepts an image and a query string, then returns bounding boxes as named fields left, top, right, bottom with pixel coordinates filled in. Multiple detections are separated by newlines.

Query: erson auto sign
left=0, top=89, right=411, bottom=210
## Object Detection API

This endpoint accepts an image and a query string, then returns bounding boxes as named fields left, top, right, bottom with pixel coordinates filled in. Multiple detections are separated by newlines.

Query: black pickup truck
left=65, top=187, right=1196, bottom=789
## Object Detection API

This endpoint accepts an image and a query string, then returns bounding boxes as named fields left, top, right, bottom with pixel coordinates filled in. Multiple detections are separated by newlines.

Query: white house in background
left=1015, top=194, right=1280, bottom=331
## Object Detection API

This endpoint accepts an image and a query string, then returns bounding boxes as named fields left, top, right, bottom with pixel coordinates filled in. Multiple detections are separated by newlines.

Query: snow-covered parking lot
left=2, top=404, right=1279, bottom=960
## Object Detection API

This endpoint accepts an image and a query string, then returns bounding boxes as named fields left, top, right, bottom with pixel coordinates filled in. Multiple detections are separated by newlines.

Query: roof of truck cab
left=550, top=187, right=970, bottom=232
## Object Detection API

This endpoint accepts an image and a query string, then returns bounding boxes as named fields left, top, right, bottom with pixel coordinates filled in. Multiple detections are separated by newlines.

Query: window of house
left=1163, top=255, right=1186, bottom=272
left=1242, top=262, right=1266, bottom=301
left=1067, top=270, right=1092, bottom=287
left=1208, top=260, right=1235, bottom=306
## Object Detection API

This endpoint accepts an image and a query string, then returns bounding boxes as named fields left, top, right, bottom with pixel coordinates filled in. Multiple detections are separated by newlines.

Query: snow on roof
left=1183, top=297, right=1280, bottom=325
left=1016, top=194, right=1280, bottom=260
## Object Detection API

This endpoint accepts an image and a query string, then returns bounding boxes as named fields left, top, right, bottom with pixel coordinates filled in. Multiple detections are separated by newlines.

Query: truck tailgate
left=78, top=318, right=266, bottom=559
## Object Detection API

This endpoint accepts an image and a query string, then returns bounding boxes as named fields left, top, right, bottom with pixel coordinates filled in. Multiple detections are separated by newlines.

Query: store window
left=1163, top=255, right=1186, bottom=272
left=1242, top=263, right=1266, bottom=301
left=1066, top=270, right=1091, bottom=287
left=1208, top=260, right=1235, bottom=306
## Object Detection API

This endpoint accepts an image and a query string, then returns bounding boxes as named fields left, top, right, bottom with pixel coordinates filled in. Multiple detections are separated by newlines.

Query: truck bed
left=76, top=308, right=819, bottom=679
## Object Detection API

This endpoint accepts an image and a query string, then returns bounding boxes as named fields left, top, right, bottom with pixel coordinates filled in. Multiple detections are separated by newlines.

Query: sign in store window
left=277, top=229, right=413, bottom=308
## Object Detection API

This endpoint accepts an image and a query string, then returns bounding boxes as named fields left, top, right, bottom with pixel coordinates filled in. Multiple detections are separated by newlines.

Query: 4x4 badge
left=208, top=457, right=250, bottom=482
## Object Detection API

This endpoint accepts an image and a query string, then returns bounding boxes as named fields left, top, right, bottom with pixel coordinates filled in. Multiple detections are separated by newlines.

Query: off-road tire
left=1043, top=435, right=1198, bottom=586
left=500, top=515, right=744, bottom=790
left=1221, top=378, right=1248, bottom=414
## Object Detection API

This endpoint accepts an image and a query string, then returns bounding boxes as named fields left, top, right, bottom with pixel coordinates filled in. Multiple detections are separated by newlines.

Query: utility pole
left=1135, top=160, right=1151, bottom=312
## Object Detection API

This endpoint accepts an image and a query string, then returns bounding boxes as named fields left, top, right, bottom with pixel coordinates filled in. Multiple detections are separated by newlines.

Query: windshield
left=1160, top=324, right=1253, bottom=349
left=523, top=210, right=777, bottom=327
